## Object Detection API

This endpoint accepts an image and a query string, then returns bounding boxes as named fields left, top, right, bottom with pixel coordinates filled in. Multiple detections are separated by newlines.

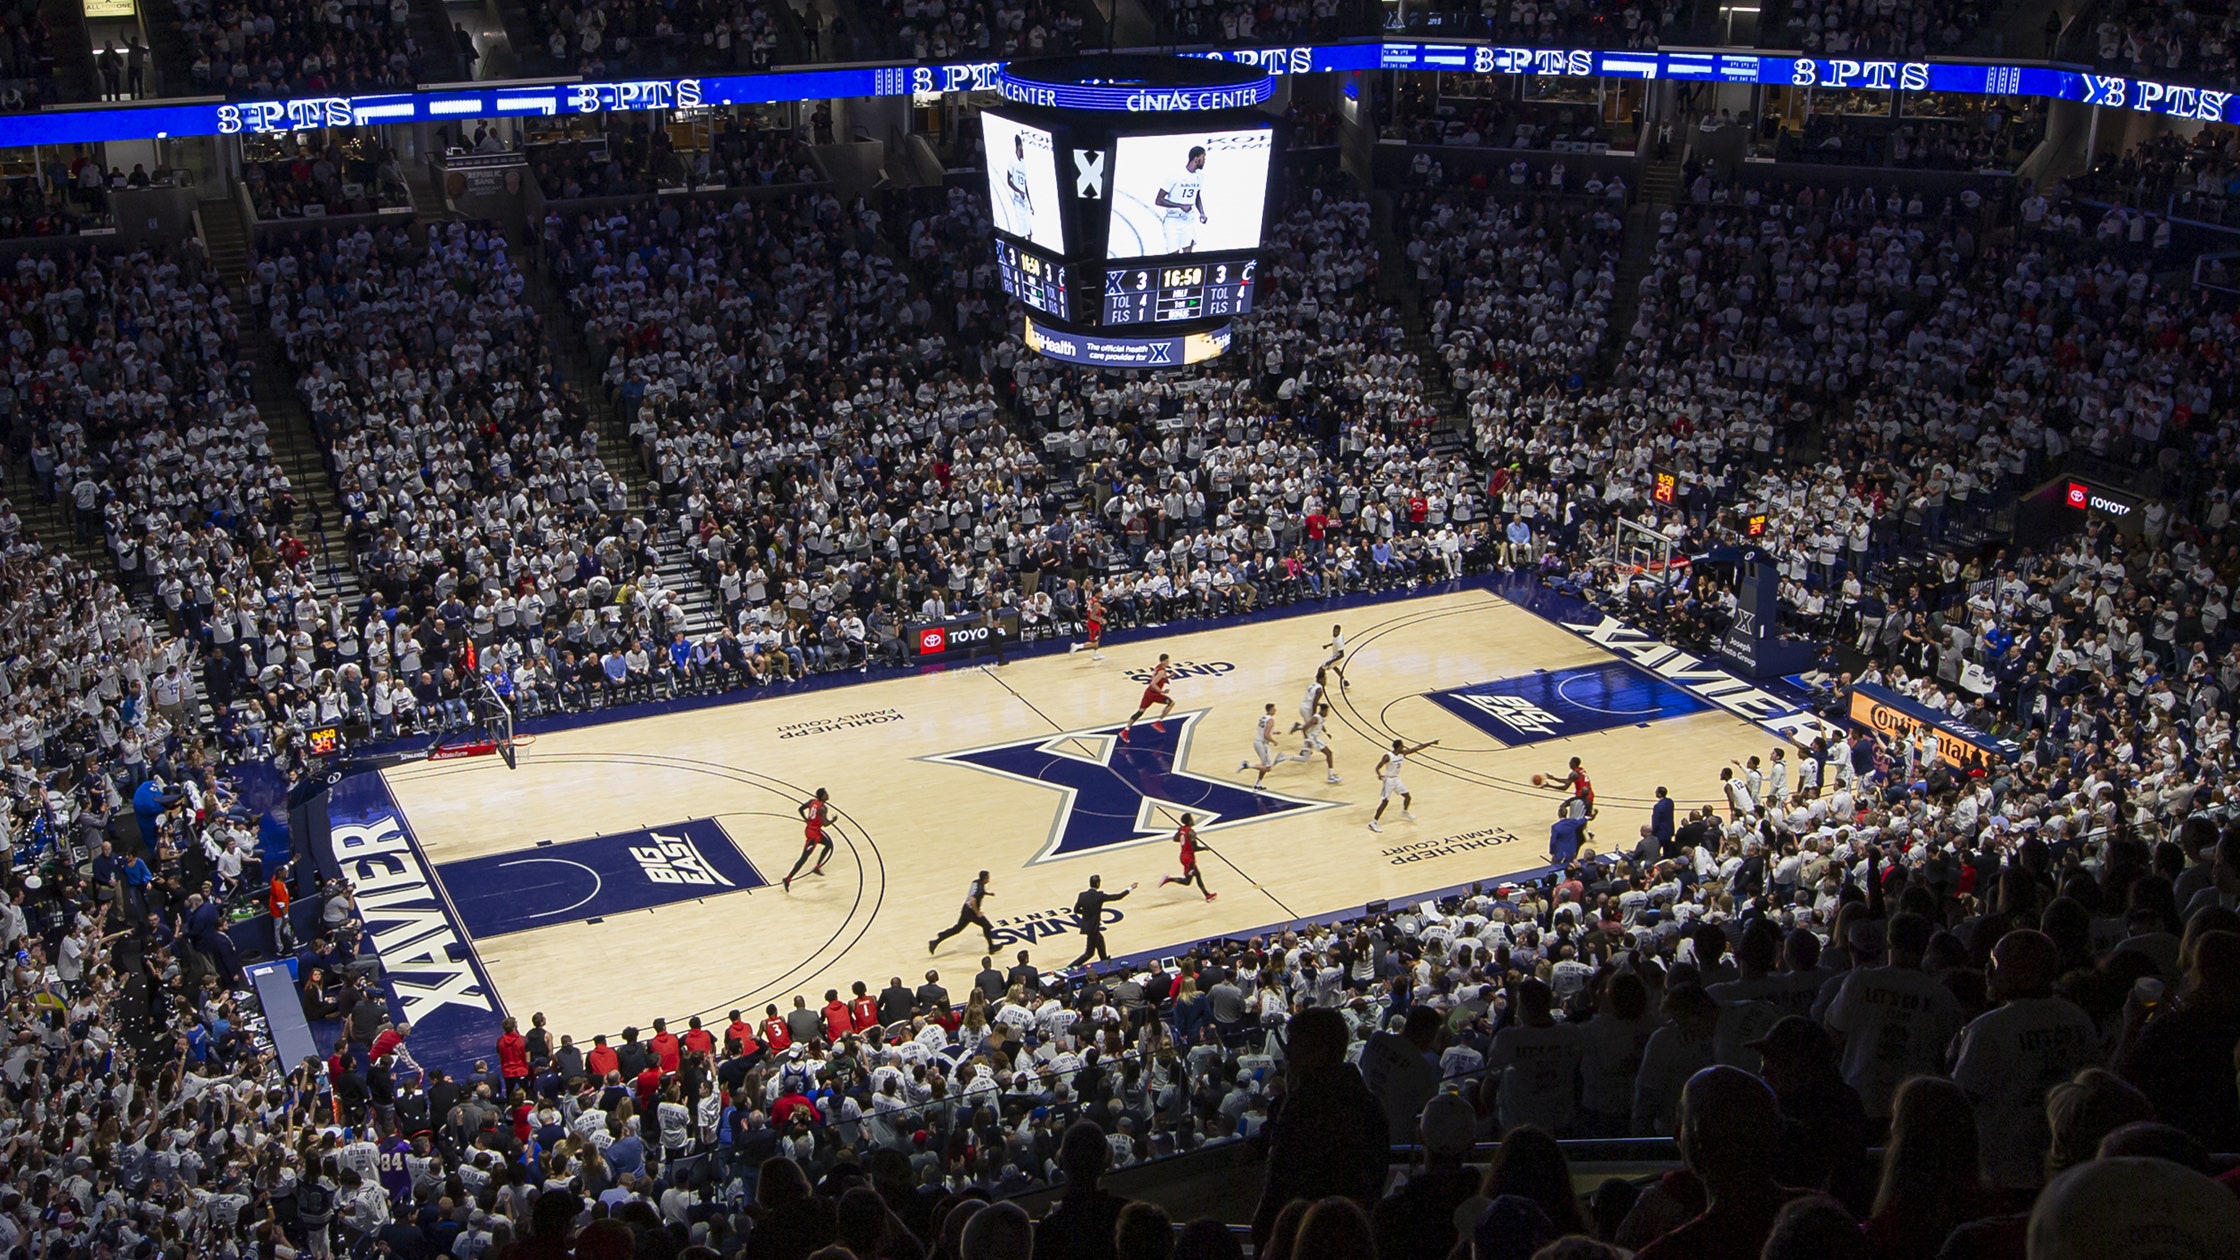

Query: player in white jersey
left=1293, top=666, right=1328, bottom=732
left=1237, top=703, right=1297, bottom=791
left=1321, top=624, right=1349, bottom=686
left=1765, top=746, right=1790, bottom=805
left=1155, top=146, right=1209, bottom=253
left=1299, top=703, right=1341, bottom=784
left=1370, top=736, right=1437, bottom=832
left=1004, top=134, right=1035, bottom=240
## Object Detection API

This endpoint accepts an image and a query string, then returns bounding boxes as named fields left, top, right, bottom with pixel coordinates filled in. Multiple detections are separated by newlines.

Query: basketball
left=1531, top=773, right=1546, bottom=786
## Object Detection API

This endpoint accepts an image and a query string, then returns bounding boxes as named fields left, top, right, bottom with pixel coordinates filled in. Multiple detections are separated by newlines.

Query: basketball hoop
left=481, top=677, right=518, bottom=770
left=1606, top=519, right=1686, bottom=590
left=427, top=679, right=521, bottom=768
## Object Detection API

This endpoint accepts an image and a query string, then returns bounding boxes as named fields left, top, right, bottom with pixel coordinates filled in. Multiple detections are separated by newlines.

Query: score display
left=994, top=239, right=1072, bottom=321
left=990, top=55, right=1271, bottom=368
left=1103, top=259, right=1257, bottom=324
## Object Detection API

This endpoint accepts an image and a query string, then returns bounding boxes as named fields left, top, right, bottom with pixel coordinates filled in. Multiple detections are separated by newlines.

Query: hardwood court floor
left=379, top=589, right=1774, bottom=1038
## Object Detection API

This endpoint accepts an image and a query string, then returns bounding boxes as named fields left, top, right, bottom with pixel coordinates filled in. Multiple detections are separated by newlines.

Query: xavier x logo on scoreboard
left=923, top=709, right=1338, bottom=864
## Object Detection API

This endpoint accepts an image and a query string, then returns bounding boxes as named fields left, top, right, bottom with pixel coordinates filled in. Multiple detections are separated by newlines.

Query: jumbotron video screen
left=980, top=96, right=1273, bottom=368
left=1103, top=128, right=1274, bottom=259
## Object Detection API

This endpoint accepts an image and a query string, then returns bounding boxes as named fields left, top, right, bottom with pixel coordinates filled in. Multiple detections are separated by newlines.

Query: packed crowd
left=2068, top=128, right=2240, bottom=229
left=1769, top=0, right=1990, bottom=56
left=2, top=240, right=298, bottom=557
left=551, top=187, right=1021, bottom=679
left=850, top=0, right=1085, bottom=61
left=1378, top=0, right=1669, bottom=46
left=525, top=116, right=817, bottom=200
left=14, top=101, right=2240, bottom=1260
left=1388, top=100, right=1617, bottom=153
left=243, top=140, right=412, bottom=222
left=1777, top=112, right=2040, bottom=172
left=0, top=0, right=58, bottom=111
left=0, top=172, right=112, bottom=238
left=249, top=220, right=708, bottom=736
left=0, top=238, right=363, bottom=776
left=2082, top=0, right=2240, bottom=86
left=1404, top=182, right=1623, bottom=409
left=0, top=239, right=312, bottom=1260
left=520, top=0, right=785, bottom=76
left=1156, top=0, right=1355, bottom=45
left=171, top=0, right=431, bottom=97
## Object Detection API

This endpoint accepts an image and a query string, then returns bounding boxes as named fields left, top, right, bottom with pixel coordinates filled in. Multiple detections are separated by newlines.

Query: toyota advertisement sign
left=912, top=610, right=1022, bottom=660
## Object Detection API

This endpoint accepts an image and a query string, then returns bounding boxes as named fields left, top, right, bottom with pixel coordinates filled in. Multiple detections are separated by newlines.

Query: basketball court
left=315, top=581, right=1836, bottom=1067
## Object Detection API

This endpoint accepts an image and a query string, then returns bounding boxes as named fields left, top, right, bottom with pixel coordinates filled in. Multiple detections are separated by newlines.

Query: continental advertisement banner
left=1848, top=683, right=2018, bottom=768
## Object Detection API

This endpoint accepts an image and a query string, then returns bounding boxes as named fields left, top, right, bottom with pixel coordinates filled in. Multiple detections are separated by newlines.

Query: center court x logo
left=921, top=709, right=1339, bottom=864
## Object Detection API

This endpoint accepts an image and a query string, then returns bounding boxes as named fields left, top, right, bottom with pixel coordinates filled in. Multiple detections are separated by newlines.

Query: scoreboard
left=1103, top=259, right=1257, bottom=325
left=993, top=239, right=1072, bottom=322
left=985, top=54, right=1276, bottom=369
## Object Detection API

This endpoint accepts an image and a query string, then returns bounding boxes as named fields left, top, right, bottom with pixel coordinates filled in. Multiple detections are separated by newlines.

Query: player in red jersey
left=1070, top=591, right=1107, bottom=661
left=1118, top=653, right=1176, bottom=742
left=1157, top=812, right=1216, bottom=901
left=759, top=1004, right=792, bottom=1054
left=847, top=981, right=881, bottom=1032
left=784, top=788, right=836, bottom=891
left=1539, top=756, right=1596, bottom=820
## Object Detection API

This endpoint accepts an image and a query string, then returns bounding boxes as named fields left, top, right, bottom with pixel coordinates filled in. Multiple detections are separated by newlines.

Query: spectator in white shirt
left=1951, top=930, right=2101, bottom=1190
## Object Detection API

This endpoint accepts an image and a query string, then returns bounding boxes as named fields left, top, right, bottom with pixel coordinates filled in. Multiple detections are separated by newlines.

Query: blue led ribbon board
left=7, top=44, right=2236, bottom=146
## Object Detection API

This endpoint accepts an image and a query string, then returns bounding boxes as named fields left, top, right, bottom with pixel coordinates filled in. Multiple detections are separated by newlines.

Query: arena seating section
left=8, top=35, right=2240, bottom=1260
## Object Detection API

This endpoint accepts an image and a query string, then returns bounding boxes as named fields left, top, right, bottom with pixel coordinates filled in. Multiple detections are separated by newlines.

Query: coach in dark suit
left=1007, top=949, right=1042, bottom=996
left=1651, top=787, right=1675, bottom=851
left=1069, top=875, right=1135, bottom=968
left=878, top=977, right=915, bottom=1025
left=915, top=970, right=950, bottom=1015
left=975, top=958, right=1008, bottom=1002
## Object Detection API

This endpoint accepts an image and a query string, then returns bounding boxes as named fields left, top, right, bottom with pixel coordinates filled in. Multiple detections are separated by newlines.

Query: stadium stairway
left=506, top=222, right=729, bottom=640
left=0, top=462, right=101, bottom=568
left=1095, top=0, right=1158, bottom=46
left=1371, top=207, right=1471, bottom=450
left=1594, top=159, right=1678, bottom=381
left=198, top=196, right=363, bottom=600
left=407, top=0, right=471, bottom=85
left=137, top=0, right=195, bottom=99
left=406, top=163, right=452, bottom=223
left=1635, top=156, right=1681, bottom=209
left=37, top=0, right=100, bottom=104
left=186, top=197, right=367, bottom=737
